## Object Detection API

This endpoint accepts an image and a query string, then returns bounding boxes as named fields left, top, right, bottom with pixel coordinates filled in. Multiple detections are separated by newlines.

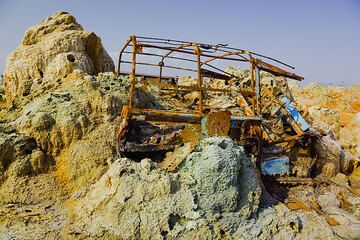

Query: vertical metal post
left=196, top=45, right=203, bottom=113
left=255, top=67, right=261, bottom=115
left=117, top=38, right=132, bottom=77
left=250, top=63, right=255, bottom=113
left=158, top=65, right=163, bottom=83
left=117, top=53, right=122, bottom=77
left=129, top=35, right=137, bottom=110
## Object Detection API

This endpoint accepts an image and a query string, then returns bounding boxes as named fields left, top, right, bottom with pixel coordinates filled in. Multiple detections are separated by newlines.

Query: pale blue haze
left=0, top=0, right=359, bottom=85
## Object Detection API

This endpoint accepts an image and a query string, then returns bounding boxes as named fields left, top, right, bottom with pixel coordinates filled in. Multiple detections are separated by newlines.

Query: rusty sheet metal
left=201, top=110, right=231, bottom=138
left=119, top=121, right=185, bottom=152
left=142, top=81, right=253, bottom=96
left=157, top=142, right=195, bottom=171
left=180, top=124, right=202, bottom=144
left=116, top=105, right=130, bottom=152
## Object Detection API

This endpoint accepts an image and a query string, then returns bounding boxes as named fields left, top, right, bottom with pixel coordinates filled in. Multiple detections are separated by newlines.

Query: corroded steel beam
left=254, top=59, right=304, bottom=81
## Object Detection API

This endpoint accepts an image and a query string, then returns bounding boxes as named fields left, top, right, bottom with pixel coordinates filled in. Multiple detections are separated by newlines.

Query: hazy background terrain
left=0, top=0, right=359, bottom=85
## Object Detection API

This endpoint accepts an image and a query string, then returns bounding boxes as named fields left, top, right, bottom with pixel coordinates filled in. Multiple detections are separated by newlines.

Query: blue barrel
left=260, top=156, right=290, bottom=176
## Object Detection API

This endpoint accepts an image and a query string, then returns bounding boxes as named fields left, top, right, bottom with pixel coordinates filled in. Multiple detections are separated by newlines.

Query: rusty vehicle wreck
left=115, top=35, right=317, bottom=180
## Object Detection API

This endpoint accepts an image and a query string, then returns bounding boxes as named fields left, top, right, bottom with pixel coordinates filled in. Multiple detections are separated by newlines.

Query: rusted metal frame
left=221, top=46, right=296, bottom=69
left=143, top=81, right=254, bottom=96
left=136, top=35, right=226, bottom=52
left=138, top=39, right=221, bottom=53
left=136, top=40, right=226, bottom=54
left=120, top=60, right=197, bottom=73
left=122, top=50, right=237, bottom=80
left=137, top=35, right=296, bottom=69
left=117, top=37, right=132, bottom=76
left=201, top=51, right=248, bottom=65
left=129, top=35, right=137, bottom=110
left=159, top=43, right=195, bottom=83
left=195, top=44, right=203, bottom=113
left=137, top=44, right=249, bottom=62
left=254, top=59, right=304, bottom=81
left=160, top=43, right=194, bottom=62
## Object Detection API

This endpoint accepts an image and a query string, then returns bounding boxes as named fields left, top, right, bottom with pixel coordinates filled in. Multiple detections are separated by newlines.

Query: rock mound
left=179, top=137, right=262, bottom=219
left=68, top=137, right=262, bottom=239
left=3, top=11, right=114, bottom=102
left=340, top=112, right=360, bottom=158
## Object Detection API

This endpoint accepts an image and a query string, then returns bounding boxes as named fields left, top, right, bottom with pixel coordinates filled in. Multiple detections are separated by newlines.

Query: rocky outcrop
left=0, top=124, right=48, bottom=183
left=308, top=105, right=341, bottom=138
left=3, top=11, right=114, bottom=103
left=340, top=112, right=360, bottom=158
left=315, top=135, right=358, bottom=177
left=179, top=137, right=262, bottom=219
left=67, top=137, right=262, bottom=239
left=71, top=158, right=201, bottom=239
left=226, top=67, right=294, bottom=98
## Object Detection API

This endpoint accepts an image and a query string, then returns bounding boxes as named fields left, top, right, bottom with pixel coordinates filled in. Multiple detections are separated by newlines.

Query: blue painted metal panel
left=179, top=114, right=195, bottom=119
left=260, top=156, right=290, bottom=176
left=280, top=96, right=309, bottom=131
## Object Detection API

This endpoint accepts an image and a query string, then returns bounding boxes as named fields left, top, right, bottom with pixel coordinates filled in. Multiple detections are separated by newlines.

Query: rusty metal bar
left=132, top=108, right=262, bottom=123
left=249, top=53, right=256, bottom=113
left=137, top=44, right=249, bottom=62
left=161, top=43, right=194, bottom=62
left=129, top=35, right=137, bottom=110
left=122, top=50, right=198, bottom=63
left=143, top=82, right=254, bottom=96
left=195, top=44, right=203, bottom=112
left=255, top=67, right=261, bottom=115
left=158, top=64, right=163, bottom=83
left=120, top=60, right=197, bottom=73
left=220, top=45, right=296, bottom=69
left=117, top=37, right=132, bottom=76
left=202, top=51, right=247, bottom=65
left=254, top=59, right=303, bottom=81
left=237, top=94, right=254, bottom=116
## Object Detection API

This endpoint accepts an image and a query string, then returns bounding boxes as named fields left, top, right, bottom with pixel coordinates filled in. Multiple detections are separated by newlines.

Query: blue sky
left=0, top=0, right=359, bottom=85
